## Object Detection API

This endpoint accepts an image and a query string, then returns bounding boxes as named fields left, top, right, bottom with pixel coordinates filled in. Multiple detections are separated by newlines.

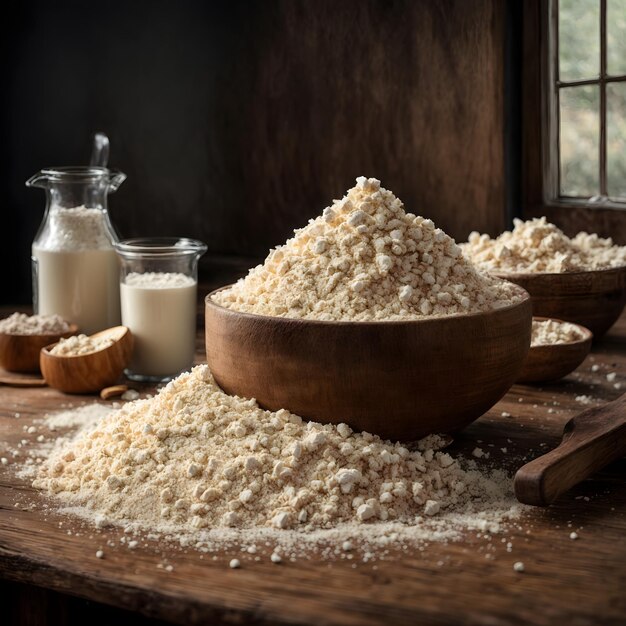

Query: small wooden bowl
left=494, top=267, right=626, bottom=338
left=205, top=285, right=532, bottom=441
left=0, top=324, right=79, bottom=373
left=40, top=326, right=134, bottom=394
left=517, top=317, right=593, bottom=384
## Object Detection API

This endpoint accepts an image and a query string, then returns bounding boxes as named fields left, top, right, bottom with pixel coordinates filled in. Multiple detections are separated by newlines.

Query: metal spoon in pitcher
left=90, top=132, right=110, bottom=168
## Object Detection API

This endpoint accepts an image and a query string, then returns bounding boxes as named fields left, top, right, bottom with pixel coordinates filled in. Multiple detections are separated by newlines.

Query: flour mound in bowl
left=0, top=312, right=70, bottom=335
left=33, top=366, right=516, bottom=535
left=212, top=177, right=522, bottom=321
left=461, top=217, right=626, bottom=273
left=50, top=333, right=116, bottom=356
left=531, top=319, right=586, bottom=346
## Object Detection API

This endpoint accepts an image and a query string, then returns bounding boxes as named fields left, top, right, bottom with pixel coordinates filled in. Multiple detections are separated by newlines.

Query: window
left=547, top=0, right=626, bottom=206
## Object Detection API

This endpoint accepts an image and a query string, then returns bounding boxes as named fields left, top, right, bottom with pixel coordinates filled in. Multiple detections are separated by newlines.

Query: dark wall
left=1, top=0, right=507, bottom=304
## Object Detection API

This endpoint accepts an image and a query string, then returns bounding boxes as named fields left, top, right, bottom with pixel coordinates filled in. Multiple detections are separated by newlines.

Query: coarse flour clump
left=33, top=366, right=516, bottom=535
left=213, top=177, right=522, bottom=321
left=461, top=217, right=626, bottom=273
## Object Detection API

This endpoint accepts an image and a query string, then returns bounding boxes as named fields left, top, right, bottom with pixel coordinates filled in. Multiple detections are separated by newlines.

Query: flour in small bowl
left=213, top=177, right=522, bottom=321
left=461, top=217, right=626, bottom=273
left=50, top=333, right=116, bottom=356
left=0, top=312, right=70, bottom=335
left=531, top=319, right=586, bottom=347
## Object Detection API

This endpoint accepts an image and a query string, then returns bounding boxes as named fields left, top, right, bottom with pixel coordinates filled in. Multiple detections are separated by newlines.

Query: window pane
left=560, top=85, right=599, bottom=196
left=607, top=0, right=626, bottom=75
left=607, top=82, right=626, bottom=198
left=559, top=0, right=600, bottom=81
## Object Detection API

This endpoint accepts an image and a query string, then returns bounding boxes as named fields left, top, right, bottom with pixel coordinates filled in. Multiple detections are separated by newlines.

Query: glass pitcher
left=27, top=166, right=126, bottom=335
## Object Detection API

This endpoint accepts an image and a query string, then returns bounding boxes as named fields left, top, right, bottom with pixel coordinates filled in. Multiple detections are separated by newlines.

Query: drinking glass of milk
left=27, top=166, right=126, bottom=334
left=115, top=238, right=207, bottom=382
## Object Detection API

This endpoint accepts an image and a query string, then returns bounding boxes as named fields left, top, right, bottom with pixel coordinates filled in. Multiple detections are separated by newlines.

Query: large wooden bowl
left=0, top=324, right=78, bottom=373
left=494, top=267, right=626, bottom=338
left=205, top=286, right=532, bottom=441
left=40, top=326, right=133, bottom=394
left=517, top=317, right=593, bottom=384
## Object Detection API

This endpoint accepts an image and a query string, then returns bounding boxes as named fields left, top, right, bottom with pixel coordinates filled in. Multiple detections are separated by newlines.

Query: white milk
left=33, top=247, right=121, bottom=335
left=120, top=272, right=197, bottom=378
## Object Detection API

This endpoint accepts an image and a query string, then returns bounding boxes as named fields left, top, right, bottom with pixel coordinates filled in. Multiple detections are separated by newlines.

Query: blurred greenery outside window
left=556, top=0, right=626, bottom=204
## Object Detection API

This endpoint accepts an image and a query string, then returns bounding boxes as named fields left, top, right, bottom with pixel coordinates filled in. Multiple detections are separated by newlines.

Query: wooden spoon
left=514, top=394, right=626, bottom=506
left=40, top=326, right=133, bottom=394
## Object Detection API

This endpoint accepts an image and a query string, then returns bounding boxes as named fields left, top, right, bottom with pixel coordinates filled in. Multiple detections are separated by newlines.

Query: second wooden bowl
left=517, top=317, right=593, bottom=384
left=40, top=326, right=134, bottom=394
left=494, top=267, right=626, bottom=338
left=0, top=324, right=79, bottom=373
left=205, top=286, right=532, bottom=441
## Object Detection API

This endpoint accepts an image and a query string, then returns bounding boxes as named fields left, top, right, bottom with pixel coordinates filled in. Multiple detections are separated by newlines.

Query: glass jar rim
left=114, top=237, right=208, bottom=258
left=39, top=166, right=114, bottom=182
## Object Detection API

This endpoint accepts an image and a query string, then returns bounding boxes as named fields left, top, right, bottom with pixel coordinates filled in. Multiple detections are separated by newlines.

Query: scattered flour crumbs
left=462, top=217, right=626, bottom=273
left=213, top=177, right=522, bottom=320
left=28, top=366, right=523, bottom=558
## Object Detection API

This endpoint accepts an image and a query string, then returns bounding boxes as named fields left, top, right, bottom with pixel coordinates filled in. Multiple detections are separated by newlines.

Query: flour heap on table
left=34, top=366, right=516, bottom=536
left=461, top=217, right=626, bottom=273
left=213, top=177, right=522, bottom=321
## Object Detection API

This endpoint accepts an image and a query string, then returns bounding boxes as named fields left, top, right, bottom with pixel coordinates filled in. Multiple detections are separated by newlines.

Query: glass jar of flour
left=27, top=167, right=125, bottom=335
left=115, top=238, right=207, bottom=382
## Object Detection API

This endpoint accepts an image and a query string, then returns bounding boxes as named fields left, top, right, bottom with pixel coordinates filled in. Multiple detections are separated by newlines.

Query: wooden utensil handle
left=514, top=398, right=626, bottom=506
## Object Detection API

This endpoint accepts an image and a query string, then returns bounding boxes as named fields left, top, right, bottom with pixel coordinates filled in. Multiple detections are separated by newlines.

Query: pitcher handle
left=107, top=170, right=127, bottom=192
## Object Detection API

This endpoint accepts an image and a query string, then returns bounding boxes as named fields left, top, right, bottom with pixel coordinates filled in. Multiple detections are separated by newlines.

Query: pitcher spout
left=25, top=171, right=49, bottom=189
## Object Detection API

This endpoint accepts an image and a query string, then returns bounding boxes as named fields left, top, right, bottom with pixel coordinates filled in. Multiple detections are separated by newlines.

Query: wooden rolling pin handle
left=514, top=394, right=626, bottom=506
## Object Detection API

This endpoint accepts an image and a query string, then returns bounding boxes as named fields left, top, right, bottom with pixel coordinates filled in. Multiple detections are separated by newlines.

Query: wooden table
left=1, top=311, right=625, bottom=626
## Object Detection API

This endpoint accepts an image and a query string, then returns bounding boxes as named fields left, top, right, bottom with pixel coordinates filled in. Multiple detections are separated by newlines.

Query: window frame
left=526, top=0, right=626, bottom=215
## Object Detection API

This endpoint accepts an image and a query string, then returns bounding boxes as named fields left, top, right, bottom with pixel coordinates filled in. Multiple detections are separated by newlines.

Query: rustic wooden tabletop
left=0, top=307, right=625, bottom=626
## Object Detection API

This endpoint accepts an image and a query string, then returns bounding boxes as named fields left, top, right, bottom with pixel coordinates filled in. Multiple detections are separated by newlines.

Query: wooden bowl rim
left=492, top=265, right=626, bottom=281
left=205, top=284, right=531, bottom=327
left=529, top=316, right=593, bottom=351
left=41, top=325, right=131, bottom=359
left=0, top=323, right=79, bottom=339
